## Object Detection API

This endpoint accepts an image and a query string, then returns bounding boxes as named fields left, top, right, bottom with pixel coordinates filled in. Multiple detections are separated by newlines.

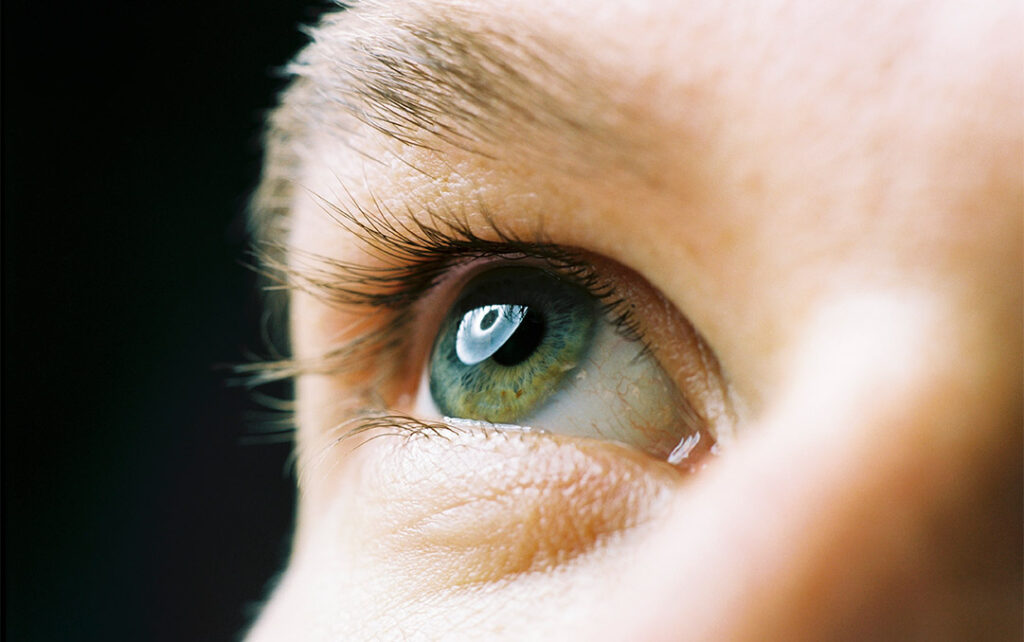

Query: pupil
left=479, top=309, right=499, bottom=330
left=491, top=307, right=545, bottom=366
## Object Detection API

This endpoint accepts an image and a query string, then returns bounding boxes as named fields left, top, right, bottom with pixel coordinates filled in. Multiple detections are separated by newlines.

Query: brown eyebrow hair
left=251, top=0, right=629, bottom=245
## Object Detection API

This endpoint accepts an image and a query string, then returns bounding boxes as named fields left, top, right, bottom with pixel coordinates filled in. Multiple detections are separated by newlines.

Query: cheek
left=251, top=429, right=682, bottom=641
left=355, top=432, right=675, bottom=586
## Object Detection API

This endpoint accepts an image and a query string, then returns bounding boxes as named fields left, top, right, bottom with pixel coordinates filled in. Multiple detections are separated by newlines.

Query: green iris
left=429, top=267, right=597, bottom=424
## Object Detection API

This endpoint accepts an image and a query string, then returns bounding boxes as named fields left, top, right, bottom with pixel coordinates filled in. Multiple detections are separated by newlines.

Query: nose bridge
left=772, top=291, right=957, bottom=447
left=600, top=289, right=1021, bottom=641
left=724, top=291, right=982, bottom=638
left=773, top=288, right=1020, bottom=465
left=742, top=290, right=1022, bottom=639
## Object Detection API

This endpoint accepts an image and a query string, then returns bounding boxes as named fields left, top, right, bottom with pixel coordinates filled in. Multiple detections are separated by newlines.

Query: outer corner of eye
left=410, top=259, right=732, bottom=473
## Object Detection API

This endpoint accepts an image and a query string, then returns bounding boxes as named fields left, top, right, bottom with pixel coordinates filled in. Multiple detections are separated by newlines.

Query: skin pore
left=248, top=0, right=1021, bottom=639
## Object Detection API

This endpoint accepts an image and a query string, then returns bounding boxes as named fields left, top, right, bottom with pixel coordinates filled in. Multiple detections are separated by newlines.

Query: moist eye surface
left=422, top=262, right=717, bottom=469
left=429, top=267, right=596, bottom=424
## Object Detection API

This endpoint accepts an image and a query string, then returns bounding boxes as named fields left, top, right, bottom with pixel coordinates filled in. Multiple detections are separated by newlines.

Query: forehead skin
left=251, top=0, right=1022, bottom=640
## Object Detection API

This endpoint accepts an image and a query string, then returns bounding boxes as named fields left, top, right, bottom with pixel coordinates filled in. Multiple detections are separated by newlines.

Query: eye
left=427, top=267, right=596, bottom=422
left=415, top=264, right=716, bottom=467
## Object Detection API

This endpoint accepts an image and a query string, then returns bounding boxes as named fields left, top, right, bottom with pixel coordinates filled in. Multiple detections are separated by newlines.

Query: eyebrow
left=280, top=1, right=618, bottom=156
left=252, top=1, right=637, bottom=247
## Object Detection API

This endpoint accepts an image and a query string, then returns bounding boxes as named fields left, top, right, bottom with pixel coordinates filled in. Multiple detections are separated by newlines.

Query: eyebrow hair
left=252, top=0, right=628, bottom=242
left=300, top=2, right=607, bottom=152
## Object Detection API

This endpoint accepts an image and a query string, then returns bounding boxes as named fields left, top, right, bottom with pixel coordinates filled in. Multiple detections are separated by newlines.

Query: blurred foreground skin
left=247, top=1, right=1022, bottom=640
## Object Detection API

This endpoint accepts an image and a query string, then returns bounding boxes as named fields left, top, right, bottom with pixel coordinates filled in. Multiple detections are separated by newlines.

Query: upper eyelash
left=242, top=190, right=650, bottom=396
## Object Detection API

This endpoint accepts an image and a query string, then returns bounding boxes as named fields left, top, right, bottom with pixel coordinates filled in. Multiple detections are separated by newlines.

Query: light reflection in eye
left=417, top=265, right=712, bottom=465
left=455, top=304, right=529, bottom=365
left=427, top=267, right=596, bottom=424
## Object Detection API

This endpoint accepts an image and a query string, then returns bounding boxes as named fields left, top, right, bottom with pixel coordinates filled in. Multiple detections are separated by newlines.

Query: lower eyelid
left=294, top=241, right=734, bottom=462
left=351, top=425, right=679, bottom=587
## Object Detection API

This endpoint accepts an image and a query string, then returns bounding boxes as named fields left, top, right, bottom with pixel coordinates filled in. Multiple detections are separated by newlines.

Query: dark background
left=4, top=2, right=330, bottom=639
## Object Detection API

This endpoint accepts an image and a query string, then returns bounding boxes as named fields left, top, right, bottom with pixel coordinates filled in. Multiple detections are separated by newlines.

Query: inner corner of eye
left=407, top=262, right=721, bottom=469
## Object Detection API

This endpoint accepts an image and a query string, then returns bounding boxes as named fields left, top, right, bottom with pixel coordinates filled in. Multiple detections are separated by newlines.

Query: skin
left=249, top=0, right=1022, bottom=639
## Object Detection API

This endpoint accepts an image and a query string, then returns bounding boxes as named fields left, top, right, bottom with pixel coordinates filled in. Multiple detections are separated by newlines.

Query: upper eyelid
left=247, top=187, right=736, bottom=453
left=257, top=191, right=553, bottom=309
left=245, top=191, right=544, bottom=385
left=248, top=191, right=654, bottom=387
left=259, top=187, right=637, bottom=331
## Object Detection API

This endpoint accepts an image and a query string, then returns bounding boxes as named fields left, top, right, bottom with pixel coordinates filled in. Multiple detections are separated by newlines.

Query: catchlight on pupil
left=455, top=305, right=531, bottom=365
left=428, top=267, right=596, bottom=424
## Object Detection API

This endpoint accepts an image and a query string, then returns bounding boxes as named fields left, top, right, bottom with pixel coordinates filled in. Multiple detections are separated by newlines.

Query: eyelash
left=245, top=195, right=652, bottom=393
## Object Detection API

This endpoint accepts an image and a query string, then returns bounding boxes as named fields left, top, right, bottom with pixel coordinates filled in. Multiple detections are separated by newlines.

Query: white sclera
left=415, top=299, right=703, bottom=461
left=455, top=304, right=528, bottom=365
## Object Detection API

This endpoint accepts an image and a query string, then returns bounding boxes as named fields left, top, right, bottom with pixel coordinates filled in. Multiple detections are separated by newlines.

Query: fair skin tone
left=248, top=0, right=1021, bottom=639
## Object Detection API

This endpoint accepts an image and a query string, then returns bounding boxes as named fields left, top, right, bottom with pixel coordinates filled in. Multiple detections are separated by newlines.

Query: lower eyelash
left=297, top=411, right=510, bottom=487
